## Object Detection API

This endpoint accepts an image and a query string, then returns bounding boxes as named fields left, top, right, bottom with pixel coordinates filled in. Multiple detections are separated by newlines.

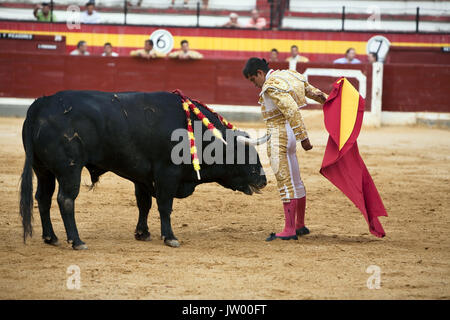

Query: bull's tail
left=19, top=102, right=38, bottom=242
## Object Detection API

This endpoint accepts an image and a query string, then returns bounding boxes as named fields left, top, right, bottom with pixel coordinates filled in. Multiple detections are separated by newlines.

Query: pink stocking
left=275, top=200, right=297, bottom=237
left=295, top=196, right=306, bottom=230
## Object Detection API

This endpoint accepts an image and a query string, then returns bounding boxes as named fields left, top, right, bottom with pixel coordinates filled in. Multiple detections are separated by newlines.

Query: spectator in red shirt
left=245, top=9, right=266, bottom=29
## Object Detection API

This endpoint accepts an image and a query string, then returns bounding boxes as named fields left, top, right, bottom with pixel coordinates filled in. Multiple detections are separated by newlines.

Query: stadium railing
left=0, top=0, right=448, bottom=32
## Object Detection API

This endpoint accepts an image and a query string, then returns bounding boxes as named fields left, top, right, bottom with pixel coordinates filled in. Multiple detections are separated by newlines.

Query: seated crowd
left=70, top=39, right=204, bottom=60
left=34, top=1, right=100, bottom=24
left=33, top=2, right=267, bottom=29
left=37, top=2, right=375, bottom=63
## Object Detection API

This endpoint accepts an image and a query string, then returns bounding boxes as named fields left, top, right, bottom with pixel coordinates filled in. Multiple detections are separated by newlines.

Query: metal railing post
left=196, top=1, right=200, bottom=27
left=341, top=6, right=345, bottom=31
left=269, top=0, right=274, bottom=29
left=50, top=0, right=54, bottom=23
left=415, top=7, right=420, bottom=33
left=124, top=0, right=128, bottom=25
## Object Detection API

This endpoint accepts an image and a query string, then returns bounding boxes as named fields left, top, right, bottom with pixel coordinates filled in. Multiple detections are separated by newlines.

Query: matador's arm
left=305, top=82, right=328, bottom=104
left=266, top=88, right=309, bottom=141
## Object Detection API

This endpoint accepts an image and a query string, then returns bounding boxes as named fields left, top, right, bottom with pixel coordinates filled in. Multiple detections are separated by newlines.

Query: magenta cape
left=320, top=78, right=387, bottom=238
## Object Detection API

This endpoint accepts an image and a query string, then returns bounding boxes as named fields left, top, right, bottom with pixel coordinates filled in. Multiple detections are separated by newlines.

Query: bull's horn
left=236, top=134, right=271, bottom=146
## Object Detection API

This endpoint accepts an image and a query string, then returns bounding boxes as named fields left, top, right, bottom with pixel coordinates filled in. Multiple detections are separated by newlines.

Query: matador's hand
left=301, top=138, right=313, bottom=151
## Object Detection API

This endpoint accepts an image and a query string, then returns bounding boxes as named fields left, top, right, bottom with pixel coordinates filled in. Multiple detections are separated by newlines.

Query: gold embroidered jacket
left=259, top=69, right=328, bottom=141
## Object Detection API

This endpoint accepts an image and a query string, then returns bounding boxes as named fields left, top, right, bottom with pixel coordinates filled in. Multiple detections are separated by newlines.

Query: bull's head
left=215, top=130, right=268, bottom=195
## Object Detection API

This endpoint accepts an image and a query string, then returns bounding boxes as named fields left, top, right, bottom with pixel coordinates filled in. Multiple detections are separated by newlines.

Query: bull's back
left=26, top=90, right=186, bottom=172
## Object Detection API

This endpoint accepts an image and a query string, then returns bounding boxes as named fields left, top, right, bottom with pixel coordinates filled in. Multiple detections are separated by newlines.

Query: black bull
left=19, top=91, right=267, bottom=249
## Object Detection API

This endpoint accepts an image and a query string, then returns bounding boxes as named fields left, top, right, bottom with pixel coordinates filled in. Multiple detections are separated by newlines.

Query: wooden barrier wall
left=0, top=53, right=370, bottom=107
left=0, top=52, right=448, bottom=112
left=382, top=64, right=450, bottom=112
left=386, top=46, right=450, bottom=65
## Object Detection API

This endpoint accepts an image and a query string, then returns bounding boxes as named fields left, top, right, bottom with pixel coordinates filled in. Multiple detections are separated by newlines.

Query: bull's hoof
left=164, top=239, right=180, bottom=248
left=135, top=230, right=151, bottom=241
left=43, top=236, right=60, bottom=246
left=73, top=243, right=88, bottom=250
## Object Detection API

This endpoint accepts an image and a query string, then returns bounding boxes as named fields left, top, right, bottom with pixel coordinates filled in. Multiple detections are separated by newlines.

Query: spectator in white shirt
left=70, top=40, right=90, bottom=56
left=102, top=42, right=119, bottom=57
left=222, top=13, right=241, bottom=28
left=81, top=2, right=101, bottom=24
left=333, top=48, right=361, bottom=64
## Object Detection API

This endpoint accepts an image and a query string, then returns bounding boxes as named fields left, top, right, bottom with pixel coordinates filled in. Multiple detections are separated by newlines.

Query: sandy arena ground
left=0, top=113, right=449, bottom=300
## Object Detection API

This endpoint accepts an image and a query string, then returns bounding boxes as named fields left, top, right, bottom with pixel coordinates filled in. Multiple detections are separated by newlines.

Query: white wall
left=288, top=0, right=450, bottom=15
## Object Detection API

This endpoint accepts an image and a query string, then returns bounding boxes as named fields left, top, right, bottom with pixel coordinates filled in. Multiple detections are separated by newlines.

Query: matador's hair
left=242, top=57, right=270, bottom=78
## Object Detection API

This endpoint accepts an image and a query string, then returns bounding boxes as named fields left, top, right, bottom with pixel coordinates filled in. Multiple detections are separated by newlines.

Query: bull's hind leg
left=35, top=168, right=59, bottom=246
left=154, top=173, right=179, bottom=247
left=134, top=182, right=152, bottom=241
left=56, top=167, right=86, bottom=250
left=156, top=195, right=178, bottom=247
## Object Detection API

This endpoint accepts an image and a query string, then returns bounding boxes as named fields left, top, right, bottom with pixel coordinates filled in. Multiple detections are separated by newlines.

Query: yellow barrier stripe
left=179, top=37, right=369, bottom=54
left=2, top=29, right=448, bottom=53
left=391, top=41, right=450, bottom=47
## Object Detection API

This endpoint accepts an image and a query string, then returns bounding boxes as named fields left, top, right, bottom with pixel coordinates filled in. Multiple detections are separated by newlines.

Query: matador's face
left=247, top=70, right=266, bottom=88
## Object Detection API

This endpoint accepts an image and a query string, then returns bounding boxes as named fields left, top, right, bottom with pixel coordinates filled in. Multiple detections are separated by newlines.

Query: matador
left=242, top=58, right=328, bottom=241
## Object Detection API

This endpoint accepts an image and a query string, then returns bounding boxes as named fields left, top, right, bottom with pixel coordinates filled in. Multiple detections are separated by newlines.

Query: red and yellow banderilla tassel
left=188, top=97, right=238, bottom=132
left=174, top=89, right=238, bottom=180
left=186, top=99, right=227, bottom=146
left=182, top=101, right=201, bottom=180
left=200, top=105, right=237, bottom=131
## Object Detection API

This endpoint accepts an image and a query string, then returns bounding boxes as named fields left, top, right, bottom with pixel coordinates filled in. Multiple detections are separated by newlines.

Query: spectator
left=130, top=39, right=165, bottom=59
left=245, top=9, right=266, bottom=29
left=168, top=40, right=203, bottom=60
left=102, top=43, right=119, bottom=57
left=269, top=48, right=279, bottom=62
left=81, top=1, right=101, bottom=24
left=33, top=2, right=56, bottom=22
left=222, top=13, right=241, bottom=28
left=286, top=45, right=309, bottom=63
left=333, top=48, right=361, bottom=64
left=368, top=52, right=378, bottom=63
left=70, top=41, right=90, bottom=56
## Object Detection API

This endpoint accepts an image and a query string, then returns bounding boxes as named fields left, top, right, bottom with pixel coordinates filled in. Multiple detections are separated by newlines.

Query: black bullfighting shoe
left=265, top=232, right=298, bottom=241
left=296, top=226, right=310, bottom=236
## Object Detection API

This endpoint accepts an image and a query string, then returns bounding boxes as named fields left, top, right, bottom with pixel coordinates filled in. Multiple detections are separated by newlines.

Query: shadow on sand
left=300, top=232, right=382, bottom=244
